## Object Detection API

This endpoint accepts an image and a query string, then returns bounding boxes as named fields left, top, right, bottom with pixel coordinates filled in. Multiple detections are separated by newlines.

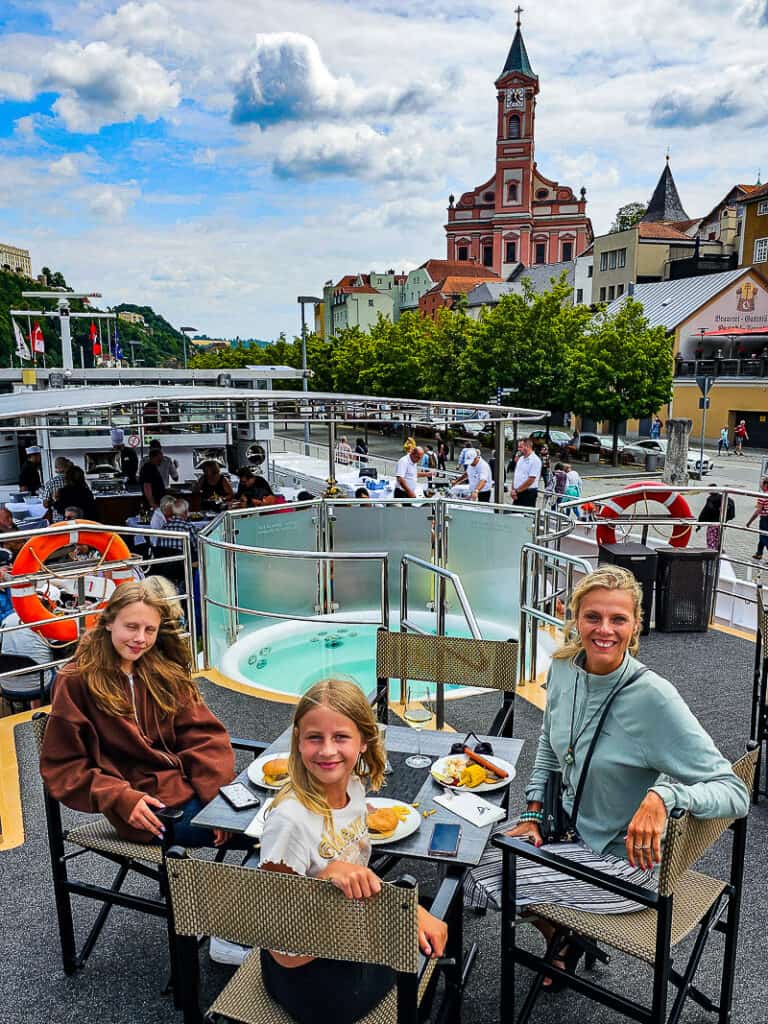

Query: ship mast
left=10, top=291, right=114, bottom=370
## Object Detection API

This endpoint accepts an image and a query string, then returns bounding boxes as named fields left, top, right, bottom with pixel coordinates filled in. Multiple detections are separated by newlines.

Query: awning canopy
left=701, top=327, right=768, bottom=337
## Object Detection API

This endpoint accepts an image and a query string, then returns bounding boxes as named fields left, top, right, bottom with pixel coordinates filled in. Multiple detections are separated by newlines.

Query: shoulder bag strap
left=570, top=666, right=647, bottom=825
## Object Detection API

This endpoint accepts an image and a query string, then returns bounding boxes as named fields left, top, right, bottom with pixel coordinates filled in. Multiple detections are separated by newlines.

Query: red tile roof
left=336, top=285, right=379, bottom=295
left=426, top=276, right=491, bottom=297
left=637, top=222, right=694, bottom=241
left=420, top=259, right=501, bottom=281
left=743, top=182, right=768, bottom=203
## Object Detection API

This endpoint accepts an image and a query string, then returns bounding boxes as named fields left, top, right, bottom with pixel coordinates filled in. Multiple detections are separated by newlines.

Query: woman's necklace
left=564, top=661, right=630, bottom=766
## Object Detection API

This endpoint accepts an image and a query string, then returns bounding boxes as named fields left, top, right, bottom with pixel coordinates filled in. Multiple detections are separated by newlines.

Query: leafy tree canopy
left=610, top=201, right=648, bottom=233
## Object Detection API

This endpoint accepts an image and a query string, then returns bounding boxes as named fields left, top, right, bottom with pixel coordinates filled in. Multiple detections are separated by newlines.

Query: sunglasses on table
left=449, top=731, right=494, bottom=757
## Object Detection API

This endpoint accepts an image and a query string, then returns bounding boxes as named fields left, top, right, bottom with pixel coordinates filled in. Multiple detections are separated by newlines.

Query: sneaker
left=209, top=937, right=252, bottom=966
left=754, top=552, right=762, bottom=560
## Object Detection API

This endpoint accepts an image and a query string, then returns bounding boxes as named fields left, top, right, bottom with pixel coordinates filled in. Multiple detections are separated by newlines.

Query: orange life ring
left=595, top=484, right=693, bottom=547
left=10, top=521, right=133, bottom=643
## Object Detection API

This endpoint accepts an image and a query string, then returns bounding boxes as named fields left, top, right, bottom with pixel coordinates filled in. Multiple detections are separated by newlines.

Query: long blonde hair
left=271, top=678, right=386, bottom=822
left=71, top=578, right=199, bottom=717
left=555, top=566, right=642, bottom=661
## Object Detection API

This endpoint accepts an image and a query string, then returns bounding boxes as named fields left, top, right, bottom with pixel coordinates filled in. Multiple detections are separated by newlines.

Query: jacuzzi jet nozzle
left=324, top=635, right=344, bottom=649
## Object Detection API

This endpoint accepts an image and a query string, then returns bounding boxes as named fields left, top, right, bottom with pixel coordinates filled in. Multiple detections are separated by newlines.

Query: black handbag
left=538, top=666, right=647, bottom=844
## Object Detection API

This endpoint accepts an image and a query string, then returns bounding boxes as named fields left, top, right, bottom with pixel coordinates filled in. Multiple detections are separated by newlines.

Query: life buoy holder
left=10, top=521, right=133, bottom=643
left=595, top=484, right=693, bottom=548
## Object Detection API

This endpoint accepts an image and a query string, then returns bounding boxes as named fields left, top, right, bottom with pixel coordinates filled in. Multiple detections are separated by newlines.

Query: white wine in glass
left=404, top=684, right=432, bottom=768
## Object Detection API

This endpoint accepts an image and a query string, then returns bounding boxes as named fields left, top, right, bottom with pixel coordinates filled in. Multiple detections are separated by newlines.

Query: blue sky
left=0, top=0, right=767, bottom=340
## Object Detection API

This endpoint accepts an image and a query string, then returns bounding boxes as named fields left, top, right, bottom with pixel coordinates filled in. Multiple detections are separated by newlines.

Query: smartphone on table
left=219, top=783, right=261, bottom=811
left=428, top=822, right=462, bottom=857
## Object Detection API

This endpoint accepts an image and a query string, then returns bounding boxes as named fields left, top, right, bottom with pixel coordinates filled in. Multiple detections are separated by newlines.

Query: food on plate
left=367, top=804, right=410, bottom=839
left=463, top=747, right=508, bottom=779
left=262, top=757, right=290, bottom=787
left=459, top=764, right=488, bottom=788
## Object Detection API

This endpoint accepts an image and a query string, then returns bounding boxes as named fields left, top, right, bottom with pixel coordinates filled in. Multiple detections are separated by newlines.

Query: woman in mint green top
left=466, top=566, right=749, bottom=982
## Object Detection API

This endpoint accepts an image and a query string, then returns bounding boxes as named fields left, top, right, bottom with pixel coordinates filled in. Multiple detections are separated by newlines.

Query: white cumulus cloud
left=272, top=123, right=426, bottom=181
left=94, top=2, right=198, bottom=54
left=231, top=32, right=441, bottom=127
left=43, top=41, right=180, bottom=132
left=0, top=70, right=34, bottom=101
left=80, top=182, right=141, bottom=222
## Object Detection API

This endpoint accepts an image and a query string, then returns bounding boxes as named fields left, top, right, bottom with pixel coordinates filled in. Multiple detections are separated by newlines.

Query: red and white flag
left=31, top=321, right=45, bottom=354
left=90, top=321, right=101, bottom=358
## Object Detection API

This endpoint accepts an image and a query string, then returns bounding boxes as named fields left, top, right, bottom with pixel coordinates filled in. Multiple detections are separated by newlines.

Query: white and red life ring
left=595, top=483, right=693, bottom=547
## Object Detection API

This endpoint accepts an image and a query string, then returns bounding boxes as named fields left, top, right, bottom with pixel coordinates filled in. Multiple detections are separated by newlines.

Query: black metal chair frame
left=0, top=653, right=50, bottom=712
left=34, top=711, right=267, bottom=1001
left=751, top=584, right=767, bottom=801
left=494, top=811, right=750, bottom=1024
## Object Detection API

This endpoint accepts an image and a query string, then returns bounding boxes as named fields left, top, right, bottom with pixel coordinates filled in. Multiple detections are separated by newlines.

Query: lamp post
left=180, top=326, right=198, bottom=371
left=297, top=296, right=322, bottom=455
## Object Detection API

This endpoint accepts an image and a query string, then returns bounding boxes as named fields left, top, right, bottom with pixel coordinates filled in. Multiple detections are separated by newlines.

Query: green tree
left=565, top=298, right=673, bottom=463
left=610, top=201, right=647, bottom=233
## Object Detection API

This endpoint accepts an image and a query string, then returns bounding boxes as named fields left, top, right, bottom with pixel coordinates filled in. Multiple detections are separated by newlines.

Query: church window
left=458, top=245, right=468, bottom=261
left=754, top=238, right=768, bottom=263
left=536, top=189, right=548, bottom=200
left=505, top=240, right=517, bottom=263
left=507, top=181, right=518, bottom=202
left=535, top=242, right=546, bottom=264
left=483, top=244, right=494, bottom=267
left=484, top=191, right=494, bottom=202
left=562, top=241, right=573, bottom=262
left=508, top=115, right=521, bottom=139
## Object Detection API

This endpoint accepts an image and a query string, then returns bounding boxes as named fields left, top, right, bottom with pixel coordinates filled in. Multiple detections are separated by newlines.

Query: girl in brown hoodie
left=40, top=578, right=237, bottom=845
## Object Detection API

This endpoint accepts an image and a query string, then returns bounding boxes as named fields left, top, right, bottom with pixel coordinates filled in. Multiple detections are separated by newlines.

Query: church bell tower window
left=508, top=114, right=521, bottom=139
left=482, top=244, right=494, bottom=267
left=507, top=182, right=518, bottom=202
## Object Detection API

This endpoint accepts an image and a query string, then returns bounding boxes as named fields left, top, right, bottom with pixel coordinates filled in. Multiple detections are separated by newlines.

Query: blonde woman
left=466, top=566, right=748, bottom=985
left=258, top=678, right=447, bottom=1024
left=41, top=578, right=236, bottom=847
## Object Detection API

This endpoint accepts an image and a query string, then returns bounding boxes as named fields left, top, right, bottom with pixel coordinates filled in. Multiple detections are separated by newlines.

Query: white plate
left=244, top=797, right=274, bottom=839
left=247, top=752, right=291, bottom=790
left=430, top=754, right=515, bottom=793
left=366, top=797, right=421, bottom=846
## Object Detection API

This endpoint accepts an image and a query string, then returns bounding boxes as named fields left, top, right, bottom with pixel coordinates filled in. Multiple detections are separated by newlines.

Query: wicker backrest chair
left=375, top=628, right=518, bottom=736
left=166, top=852, right=442, bottom=1024
left=493, top=747, right=758, bottom=1024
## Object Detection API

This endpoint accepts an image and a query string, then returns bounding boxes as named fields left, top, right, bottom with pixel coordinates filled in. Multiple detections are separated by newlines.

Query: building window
left=600, top=252, right=608, bottom=271
left=562, top=241, right=573, bottom=262
left=368, top=299, right=374, bottom=307
left=754, top=237, right=768, bottom=263
left=508, top=115, right=521, bottom=139
left=576, top=288, right=584, bottom=304
left=609, top=251, right=617, bottom=270
left=482, top=244, right=494, bottom=267
left=587, top=265, right=593, bottom=278
left=507, top=181, right=518, bottom=202
left=535, top=242, right=546, bottom=264
left=758, top=200, right=768, bottom=216
left=617, top=283, right=624, bottom=297
left=536, top=189, right=548, bottom=200
left=458, top=245, right=468, bottom=261
left=599, top=287, right=606, bottom=301
left=617, top=248, right=626, bottom=268
left=608, top=285, right=615, bottom=300
left=484, top=191, right=494, bottom=202
left=505, top=240, right=517, bottom=263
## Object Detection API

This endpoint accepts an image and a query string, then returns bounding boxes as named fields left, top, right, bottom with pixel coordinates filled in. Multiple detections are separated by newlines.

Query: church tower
left=445, top=11, right=592, bottom=277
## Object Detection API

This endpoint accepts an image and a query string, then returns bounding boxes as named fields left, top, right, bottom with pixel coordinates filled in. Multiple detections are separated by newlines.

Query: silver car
left=622, top=438, right=711, bottom=477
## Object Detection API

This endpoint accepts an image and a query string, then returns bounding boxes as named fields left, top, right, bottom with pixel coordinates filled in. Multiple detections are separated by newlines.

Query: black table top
left=192, top=725, right=524, bottom=869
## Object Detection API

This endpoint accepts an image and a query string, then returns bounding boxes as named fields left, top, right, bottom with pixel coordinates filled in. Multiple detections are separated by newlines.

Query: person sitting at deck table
left=41, top=457, right=72, bottom=523
left=334, top=435, right=353, bottom=465
left=40, top=579, right=240, bottom=847
left=149, top=494, right=175, bottom=531
left=251, top=678, right=447, bottom=1024
left=18, top=445, right=43, bottom=495
left=0, top=582, right=61, bottom=704
left=465, top=566, right=749, bottom=988
left=193, top=460, right=233, bottom=510
left=394, top=446, right=432, bottom=499
left=509, top=438, right=541, bottom=508
left=155, top=498, right=199, bottom=560
left=54, top=465, right=97, bottom=521
left=452, top=448, right=493, bottom=502
left=0, top=504, right=22, bottom=557
left=747, top=477, right=768, bottom=560
left=235, top=469, right=274, bottom=507
left=139, top=448, right=166, bottom=510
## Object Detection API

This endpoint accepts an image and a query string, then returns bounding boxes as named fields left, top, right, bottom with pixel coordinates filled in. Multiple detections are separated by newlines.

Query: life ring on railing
left=595, top=483, right=693, bottom=547
left=10, top=521, right=133, bottom=642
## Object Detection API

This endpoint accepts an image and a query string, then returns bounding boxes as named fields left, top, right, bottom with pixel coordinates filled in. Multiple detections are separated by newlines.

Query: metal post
left=299, top=301, right=310, bottom=455
left=494, top=418, right=505, bottom=506
left=59, top=303, right=73, bottom=370
left=699, top=391, right=709, bottom=484
left=436, top=572, right=446, bottom=729
left=326, top=418, right=337, bottom=497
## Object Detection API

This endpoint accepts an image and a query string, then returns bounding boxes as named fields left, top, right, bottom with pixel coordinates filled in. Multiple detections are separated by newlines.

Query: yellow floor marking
left=0, top=706, right=47, bottom=851
left=516, top=672, right=548, bottom=711
left=195, top=667, right=298, bottom=705
left=711, top=622, right=755, bottom=641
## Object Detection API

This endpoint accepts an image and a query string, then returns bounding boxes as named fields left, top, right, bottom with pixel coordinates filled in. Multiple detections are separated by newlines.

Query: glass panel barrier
left=199, top=519, right=233, bottom=666
left=444, top=504, right=534, bottom=639
left=232, top=505, right=318, bottom=552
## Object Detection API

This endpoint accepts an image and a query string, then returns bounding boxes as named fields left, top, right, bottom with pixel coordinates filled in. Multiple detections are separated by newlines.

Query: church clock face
left=505, top=88, right=525, bottom=110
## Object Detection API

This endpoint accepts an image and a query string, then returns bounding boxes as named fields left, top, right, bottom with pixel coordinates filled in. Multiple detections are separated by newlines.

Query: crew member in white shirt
left=394, top=447, right=432, bottom=498
left=453, top=448, right=493, bottom=502
left=510, top=438, right=541, bottom=508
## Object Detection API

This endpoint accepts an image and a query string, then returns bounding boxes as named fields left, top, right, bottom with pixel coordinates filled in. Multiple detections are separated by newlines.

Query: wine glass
left=404, top=683, right=433, bottom=769
left=377, top=723, right=393, bottom=775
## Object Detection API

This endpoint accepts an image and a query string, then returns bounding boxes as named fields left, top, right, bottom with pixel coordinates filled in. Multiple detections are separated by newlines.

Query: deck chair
left=0, top=654, right=50, bottom=712
left=751, top=585, right=768, bottom=801
left=33, top=711, right=266, bottom=1000
left=375, top=627, right=518, bottom=736
left=493, top=747, right=757, bottom=1024
left=165, top=851, right=449, bottom=1024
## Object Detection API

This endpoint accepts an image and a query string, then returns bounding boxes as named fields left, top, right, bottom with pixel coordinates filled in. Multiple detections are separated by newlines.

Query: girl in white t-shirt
left=259, top=678, right=447, bottom=1024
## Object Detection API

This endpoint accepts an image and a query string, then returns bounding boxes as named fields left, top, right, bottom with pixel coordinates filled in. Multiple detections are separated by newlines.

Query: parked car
left=509, top=427, right=572, bottom=455
left=622, top=438, right=711, bottom=478
left=575, top=433, right=626, bottom=459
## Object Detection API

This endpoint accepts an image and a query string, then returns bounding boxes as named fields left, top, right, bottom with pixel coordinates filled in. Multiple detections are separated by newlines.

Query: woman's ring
left=635, top=843, right=651, bottom=849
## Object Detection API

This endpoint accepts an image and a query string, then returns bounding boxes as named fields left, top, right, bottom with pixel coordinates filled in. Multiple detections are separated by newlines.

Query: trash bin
left=588, top=452, right=600, bottom=464
left=598, top=542, right=657, bottom=635
left=655, top=547, right=717, bottom=632
left=645, top=452, right=660, bottom=472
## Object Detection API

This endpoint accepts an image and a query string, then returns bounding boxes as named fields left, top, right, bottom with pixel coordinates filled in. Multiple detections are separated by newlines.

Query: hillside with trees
left=111, top=304, right=185, bottom=366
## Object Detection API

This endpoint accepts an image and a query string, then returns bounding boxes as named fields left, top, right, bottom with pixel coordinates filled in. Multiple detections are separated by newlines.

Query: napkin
left=433, top=790, right=507, bottom=827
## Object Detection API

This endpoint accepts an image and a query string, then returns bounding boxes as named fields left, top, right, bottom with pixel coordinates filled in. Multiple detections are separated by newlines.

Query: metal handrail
left=399, top=553, right=482, bottom=730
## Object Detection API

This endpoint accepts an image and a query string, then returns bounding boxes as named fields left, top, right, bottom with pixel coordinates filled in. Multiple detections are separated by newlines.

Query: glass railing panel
left=233, top=505, right=318, bottom=552
left=199, top=521, right=233, bottom=666
left=233, top=548, right=322, bottom=629
left=444, top=505, right=534, bottom=639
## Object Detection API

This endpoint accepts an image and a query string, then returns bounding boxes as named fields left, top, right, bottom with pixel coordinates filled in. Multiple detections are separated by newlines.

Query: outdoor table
left=193, top=725, right=523, bottom=1008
